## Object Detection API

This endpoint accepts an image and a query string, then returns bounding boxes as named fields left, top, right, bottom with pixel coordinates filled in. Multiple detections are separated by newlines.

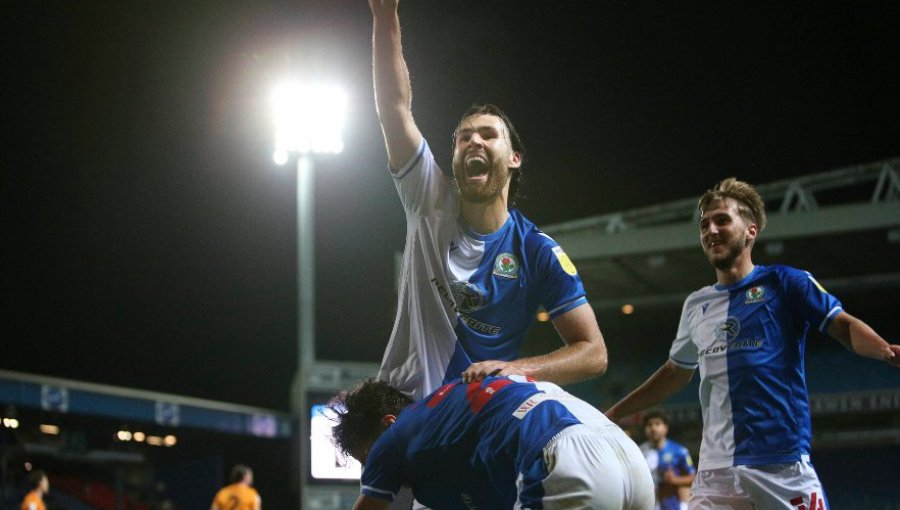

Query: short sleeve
left=392, top=139, right=452, bottom=216
left=533, top=239, right=587, bottom=318
left=669, top=296, right=699, bottom=368
left=360, top=431, right=405, bottom=503
left=784, top=268, right=843, bottom=333
left=679, top=446, right=696, bottom=475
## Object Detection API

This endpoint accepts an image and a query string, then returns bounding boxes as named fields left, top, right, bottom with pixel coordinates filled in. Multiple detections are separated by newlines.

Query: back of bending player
left=332, top=376, right=654, bottom=510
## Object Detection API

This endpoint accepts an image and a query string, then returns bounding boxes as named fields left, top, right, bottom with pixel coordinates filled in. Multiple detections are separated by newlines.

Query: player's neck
left=653, top=438, right=666, bottom=449
left=459, top=198, right=509, bottom=235
left=716, top=254, right=755, bottom=286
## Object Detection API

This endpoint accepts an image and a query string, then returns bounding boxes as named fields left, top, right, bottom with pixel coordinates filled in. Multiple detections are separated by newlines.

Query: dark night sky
left=3, top=1, right=899, bottom=411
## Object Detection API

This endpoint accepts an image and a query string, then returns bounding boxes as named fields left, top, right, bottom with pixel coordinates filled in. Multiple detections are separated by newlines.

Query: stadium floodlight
left=272, top=81, right=347, bottom=163
left=270, top=78, right=348, bottom=509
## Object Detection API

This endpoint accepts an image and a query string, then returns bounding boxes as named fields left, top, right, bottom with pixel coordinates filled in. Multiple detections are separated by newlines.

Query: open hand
left=462, top=360, right=527, bottom=383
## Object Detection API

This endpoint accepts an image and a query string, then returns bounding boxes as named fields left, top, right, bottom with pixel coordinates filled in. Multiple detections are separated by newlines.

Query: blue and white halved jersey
left=640, top=439, right=695, bottom=510
left=379, top=139, right=588, bottom=399
left=360, top=376, right=613, bottom=508
left=669, top=265, right=843, bottom=470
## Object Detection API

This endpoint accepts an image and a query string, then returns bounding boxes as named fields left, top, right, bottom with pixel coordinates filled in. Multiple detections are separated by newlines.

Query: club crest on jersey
left=551, top=246, right=578, bottom=276
left=450, top=281, right=485, bottom=313
left=492, top=252, right=519, bottom=279
left=745, top=286, right=766, bottom=304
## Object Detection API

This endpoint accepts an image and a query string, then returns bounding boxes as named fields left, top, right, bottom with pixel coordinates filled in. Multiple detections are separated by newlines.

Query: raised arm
left=462, top=303, right=608, bottom=385
left=369, top=0, right=422, bottom=171
left=827, top=311, right=900, bottom=367
left=604, top=360, right=695, bottom=423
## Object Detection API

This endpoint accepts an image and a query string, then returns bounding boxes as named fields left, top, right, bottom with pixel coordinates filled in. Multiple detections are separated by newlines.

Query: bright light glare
left=133, top=431, right=146, bottom=442
left=40, top=424, right=60, bottom=435
left=163, top=435, right=177, bottom=447
left=536, top=311, right=550, bottom=322
left=621, top=304, right=635, bottom=315
left=273, top=149, right=289, bottom=165
left=146, top=435, right=163, bottom=446
left=3, top=418, right=19, bottom=429
left=273, top=82, right=346, bottom=159
left=117, top=430, right=132, bottom=441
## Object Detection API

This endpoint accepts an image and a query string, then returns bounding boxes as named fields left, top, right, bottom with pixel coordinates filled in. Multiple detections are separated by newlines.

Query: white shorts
left=689, top=460, right=828, bottom=510
left=518, top=423, right=655, bottom=510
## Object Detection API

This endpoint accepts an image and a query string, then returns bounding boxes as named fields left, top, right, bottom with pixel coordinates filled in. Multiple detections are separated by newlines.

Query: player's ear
left=746, top=222, right=759, bottom=244
left=381, top=414, right=397, bottom=427
left=508, top=151, right=522, bottom=169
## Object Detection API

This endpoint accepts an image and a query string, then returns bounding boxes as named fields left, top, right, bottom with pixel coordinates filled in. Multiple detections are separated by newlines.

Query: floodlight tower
left=271, top=81, right=346, bottom=508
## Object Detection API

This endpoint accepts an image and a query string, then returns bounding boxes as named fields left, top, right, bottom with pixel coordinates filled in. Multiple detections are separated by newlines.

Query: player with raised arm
left=605, top=177, right=900, bottom=509
left=368, top=0, right=606, bottom=402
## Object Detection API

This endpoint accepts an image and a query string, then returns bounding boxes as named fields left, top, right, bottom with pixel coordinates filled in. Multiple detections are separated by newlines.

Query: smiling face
left=451, top=113, right=522, bottom=204
left=699, top=198, right=758, bottom=271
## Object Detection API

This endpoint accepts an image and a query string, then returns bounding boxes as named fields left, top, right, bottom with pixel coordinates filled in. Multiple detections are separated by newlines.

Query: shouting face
left=451, top=114, right=522, bottom=204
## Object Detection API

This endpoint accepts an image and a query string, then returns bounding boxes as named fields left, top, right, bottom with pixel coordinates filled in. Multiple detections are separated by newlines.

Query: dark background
left=3, top=0, right=899, bottom=412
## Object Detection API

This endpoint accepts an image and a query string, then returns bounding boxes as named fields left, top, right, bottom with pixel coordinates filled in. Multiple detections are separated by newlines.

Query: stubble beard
left=705, top=233, right=746, bottom=271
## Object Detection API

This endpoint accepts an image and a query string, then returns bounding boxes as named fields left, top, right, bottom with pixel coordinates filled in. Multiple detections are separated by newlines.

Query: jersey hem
left=547, top=296, right=587, bottom=317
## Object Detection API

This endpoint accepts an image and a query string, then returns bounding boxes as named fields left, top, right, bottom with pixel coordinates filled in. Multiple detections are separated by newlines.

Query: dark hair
left=230, top=464, right=252, bottom=484
left=27, top=470, right=47, bottom=490
left=698, top=177, right=767, bottom=232
left=328, top=378, right=413, bottom=459
left=642, top=408, right=670, bottom=427
left=452, top=103, right=527, bottom=206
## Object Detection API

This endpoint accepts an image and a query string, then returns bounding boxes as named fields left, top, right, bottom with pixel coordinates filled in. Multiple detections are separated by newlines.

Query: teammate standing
left=640, top=409, right=695, bottom=510
left=21, top=470, right=48, bottom=510
left=330, top=376, right=654, bottom=510
left=368, top=0, right=607, bottom=401
left=210, top=465, right=261, bottom=510
left=606, top=177, right=900, bottom=509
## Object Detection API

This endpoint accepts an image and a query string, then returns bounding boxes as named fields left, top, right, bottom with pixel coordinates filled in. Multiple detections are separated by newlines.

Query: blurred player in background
left=21, top=470, right=48, bottom=510
left=640, top=409, right=695, bottom=510
left=210, top=465, right=260, bottom=510
left=330, top=376, right=653, bottom=510
left=606, top=177, right=899, bottom=509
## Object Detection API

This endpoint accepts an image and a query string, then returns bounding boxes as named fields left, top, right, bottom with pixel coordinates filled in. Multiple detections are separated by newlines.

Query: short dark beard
left=454, top=161, right=511, bottom=204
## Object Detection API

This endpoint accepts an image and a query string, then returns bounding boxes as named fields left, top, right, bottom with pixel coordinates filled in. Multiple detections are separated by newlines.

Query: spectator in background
left=21, top=470, right=48, bottom=510
left=640, top=409, right=695, bottom=510
left=210, top=465, right=260, bottom=510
